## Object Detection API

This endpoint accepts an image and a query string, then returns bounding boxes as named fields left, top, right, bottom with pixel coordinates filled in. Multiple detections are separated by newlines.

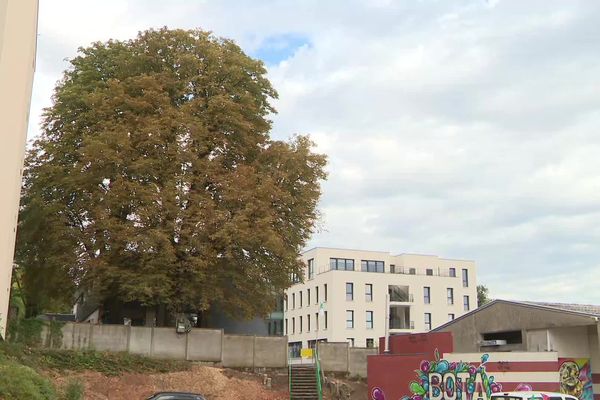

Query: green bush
left=0, top=359, right=56, bottom=400
left=62, top=379, right=84, bottom=400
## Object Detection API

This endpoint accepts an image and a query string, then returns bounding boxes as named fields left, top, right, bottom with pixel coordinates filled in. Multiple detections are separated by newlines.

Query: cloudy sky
left=30, top=0, right=600, bottom=303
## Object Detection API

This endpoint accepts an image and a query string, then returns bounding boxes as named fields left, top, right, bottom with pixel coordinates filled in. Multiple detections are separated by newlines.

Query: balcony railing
left=389, top=293, right=414, bottom=303
left=305, top=264, right=460, bottom=278
left=389, top=320, right=415, bottom=330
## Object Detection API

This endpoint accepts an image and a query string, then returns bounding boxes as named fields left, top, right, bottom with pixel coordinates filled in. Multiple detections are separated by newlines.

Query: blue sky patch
left=251, top=33, right=311, bottom=66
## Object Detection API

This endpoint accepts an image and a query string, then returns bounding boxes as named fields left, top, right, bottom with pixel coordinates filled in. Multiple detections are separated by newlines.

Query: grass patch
left=0, top=358, right=57, bottom=400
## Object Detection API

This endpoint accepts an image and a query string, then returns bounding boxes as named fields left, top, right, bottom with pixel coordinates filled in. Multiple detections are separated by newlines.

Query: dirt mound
left=53, top=365, right=288, bottom=400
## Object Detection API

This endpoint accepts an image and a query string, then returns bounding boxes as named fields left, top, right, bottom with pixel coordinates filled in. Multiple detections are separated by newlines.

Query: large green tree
left=17, top=28, right=327, bottom=320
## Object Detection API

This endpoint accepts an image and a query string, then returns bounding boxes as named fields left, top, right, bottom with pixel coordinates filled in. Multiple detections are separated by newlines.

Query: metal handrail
left=288, top=356, right=292, bottom=399
left=315, top=346, right=323, bottom=400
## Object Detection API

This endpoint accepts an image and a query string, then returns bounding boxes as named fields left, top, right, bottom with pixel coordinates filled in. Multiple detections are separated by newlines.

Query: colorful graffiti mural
left=372, top=351, right=501, bottom=400
left=558, top=358, right=593, bottom=400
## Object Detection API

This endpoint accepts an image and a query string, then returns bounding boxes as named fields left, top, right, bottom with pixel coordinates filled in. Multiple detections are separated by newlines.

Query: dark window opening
left=482, top=330, right=522, bottom=344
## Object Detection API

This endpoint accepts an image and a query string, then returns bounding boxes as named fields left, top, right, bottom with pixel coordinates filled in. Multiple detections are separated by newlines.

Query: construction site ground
left=50, top=365, right=368, bottom=400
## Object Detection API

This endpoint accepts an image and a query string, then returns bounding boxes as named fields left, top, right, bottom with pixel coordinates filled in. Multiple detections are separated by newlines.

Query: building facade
left=0, top=0, right=39, bottom=338
left=284, top=247, right=477, bottom=351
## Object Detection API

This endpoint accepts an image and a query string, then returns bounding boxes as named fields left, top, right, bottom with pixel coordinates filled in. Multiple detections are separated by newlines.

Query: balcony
left=389, top=285, right=413, bottom=303
left=389, top=305, right=413, bottom=330
left=390, top=320, right=415, bottom=330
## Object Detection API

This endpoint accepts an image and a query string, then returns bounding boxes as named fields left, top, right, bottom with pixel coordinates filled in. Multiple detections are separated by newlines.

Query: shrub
left=0, top=359, right=56, bottom=400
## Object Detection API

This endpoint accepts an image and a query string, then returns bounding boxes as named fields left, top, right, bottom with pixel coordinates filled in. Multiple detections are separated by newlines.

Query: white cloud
left=29, top=0, right=600, bottom=303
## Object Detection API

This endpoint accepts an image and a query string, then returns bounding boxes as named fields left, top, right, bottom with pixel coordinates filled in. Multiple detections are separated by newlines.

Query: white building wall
left=284, top=247, right=477, bottom=349
left=0, top=0, right=38, bottom=338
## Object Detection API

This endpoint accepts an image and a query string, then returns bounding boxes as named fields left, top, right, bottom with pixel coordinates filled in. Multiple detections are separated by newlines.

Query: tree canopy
left=16, top=28, right=327, bottom=319
left=477, top=284, right=490, bottom=307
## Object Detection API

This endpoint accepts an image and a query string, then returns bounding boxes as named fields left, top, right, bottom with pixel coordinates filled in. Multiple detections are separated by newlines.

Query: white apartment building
left=284, top=247, right=477, bottom=351
left=0, top=0, right=39, bottom=338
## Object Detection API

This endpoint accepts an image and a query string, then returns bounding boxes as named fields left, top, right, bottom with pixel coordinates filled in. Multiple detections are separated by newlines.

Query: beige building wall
left=284, top=247, right=477, bottom=349
left=0, top=0, right=38, bottom=338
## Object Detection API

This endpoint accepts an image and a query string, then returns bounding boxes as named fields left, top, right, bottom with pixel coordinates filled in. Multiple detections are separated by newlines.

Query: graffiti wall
left=369, top=348, right=560, bottom=400
left=559, top=358, right=593, bottom=400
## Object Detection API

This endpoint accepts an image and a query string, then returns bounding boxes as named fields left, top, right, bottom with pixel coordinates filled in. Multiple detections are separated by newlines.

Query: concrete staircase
left=290, top=364, right=319, bottom=400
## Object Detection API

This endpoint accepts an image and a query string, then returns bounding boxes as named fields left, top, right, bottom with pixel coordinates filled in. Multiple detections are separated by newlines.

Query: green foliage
left=8, top=318, right=45, bottom=346
left=61, top=380, right=84, bottom=400
left=0, top=359, right=57, bottom=400
left=17, top=27, right=327, bottom=319
left=0, top=342, right=189, bottom=377
left=477, top=284, right=491, bottom=307
left=40, top=349, right=189, bottom=376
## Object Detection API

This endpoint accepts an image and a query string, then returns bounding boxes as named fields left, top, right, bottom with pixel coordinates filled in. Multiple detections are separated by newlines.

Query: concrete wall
left=186, top=329, right=222, bottom=362
left=438, top=301, right=595, bottom=353
left=51, top=323, right=287, bottom=369
left=348, top=347, right=377, bottom=377
left=254, top=336, right=288, bottom=368
left=319, top=342, right=349, bottom=373
left=317, top=341, right=374, bottom=378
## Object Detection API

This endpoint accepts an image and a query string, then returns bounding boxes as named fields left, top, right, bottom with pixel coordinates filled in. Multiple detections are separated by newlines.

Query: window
left=365, top=284, right=373, bottom=302
left=390, top=264, right=396, bottom=273
left=330, top=258, right=355, bottom=271
left=346, top=310, right=354, bottom=328
left=324, top=284, right=328, bottom=301
left=409, top=268, right=416, bottom=275
left=299, top=316, right=303, bottom=332
left=316, top=286, right=319, bottom=304
left=292, top=317, right=295, bottom=334
left=324, top=311, right=328, bottom=329
left=482, top=330, right=522, bottom=344
left=361, top=260, right=384, bottom=273
left=366, top=311, right=374, bottom=329
left=366, top=338, right=375, bottom=348
left=292, top=273, right=300, bottom=283
left=447, top=288, right=454, bottom=305
left=424, top=313, right=432, bottom=331
left=424, top=287, right=431, bottom=304
left=299, top=291, right=303, bottom=307
left=347, top=338, right=355, bottom=347
left=464, top=295, right=470, bottom=311
left=448, top=313, right=455, bottom=321
left=315, top=312, right=319, bottom=330
left=346, top=282, right=354, bottom=301
left=285, top=319, right=288, bottom=335
left=308, top=258, right=314, bottom=279
left=462, top=268, right=469, bottom=287
left=292, top=293, right=296, bottom=309
left=307, top=289, right=311, bottom=306
left=307, top=314, right=311, bottom=332
left=285, top=295, right=288, bottom=311
left=449, top=268, right=456, bottom=277
left=426, top=268, right=433, bottom=276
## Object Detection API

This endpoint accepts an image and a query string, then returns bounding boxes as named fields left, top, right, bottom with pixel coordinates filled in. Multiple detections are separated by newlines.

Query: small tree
left=477, top=284, right=490, bottom=307
left=17, top=28, right=327, bottom=321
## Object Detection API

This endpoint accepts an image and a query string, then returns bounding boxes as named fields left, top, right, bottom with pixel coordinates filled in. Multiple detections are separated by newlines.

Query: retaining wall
left=42, top=322, right=287, bottom=369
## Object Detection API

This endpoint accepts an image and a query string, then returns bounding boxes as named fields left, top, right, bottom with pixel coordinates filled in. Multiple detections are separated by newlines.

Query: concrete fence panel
left=128, top=326, right=152, bottom=356
left=348, top=348, right=377, bottom=378
left=151, top=327, right=187, bottom=359
left=222, top=335, right=255, bottom=368
left=254, top=336, right=287, bottom=368
left=58, top=323, right=74, bottom=350
left=319, top=342, right=349, bottom=373
left=90, top=324, right=128, bottom=352
left=71, top=323, right=93, bottom=350
left=186, top=329, right=223, bottom=362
